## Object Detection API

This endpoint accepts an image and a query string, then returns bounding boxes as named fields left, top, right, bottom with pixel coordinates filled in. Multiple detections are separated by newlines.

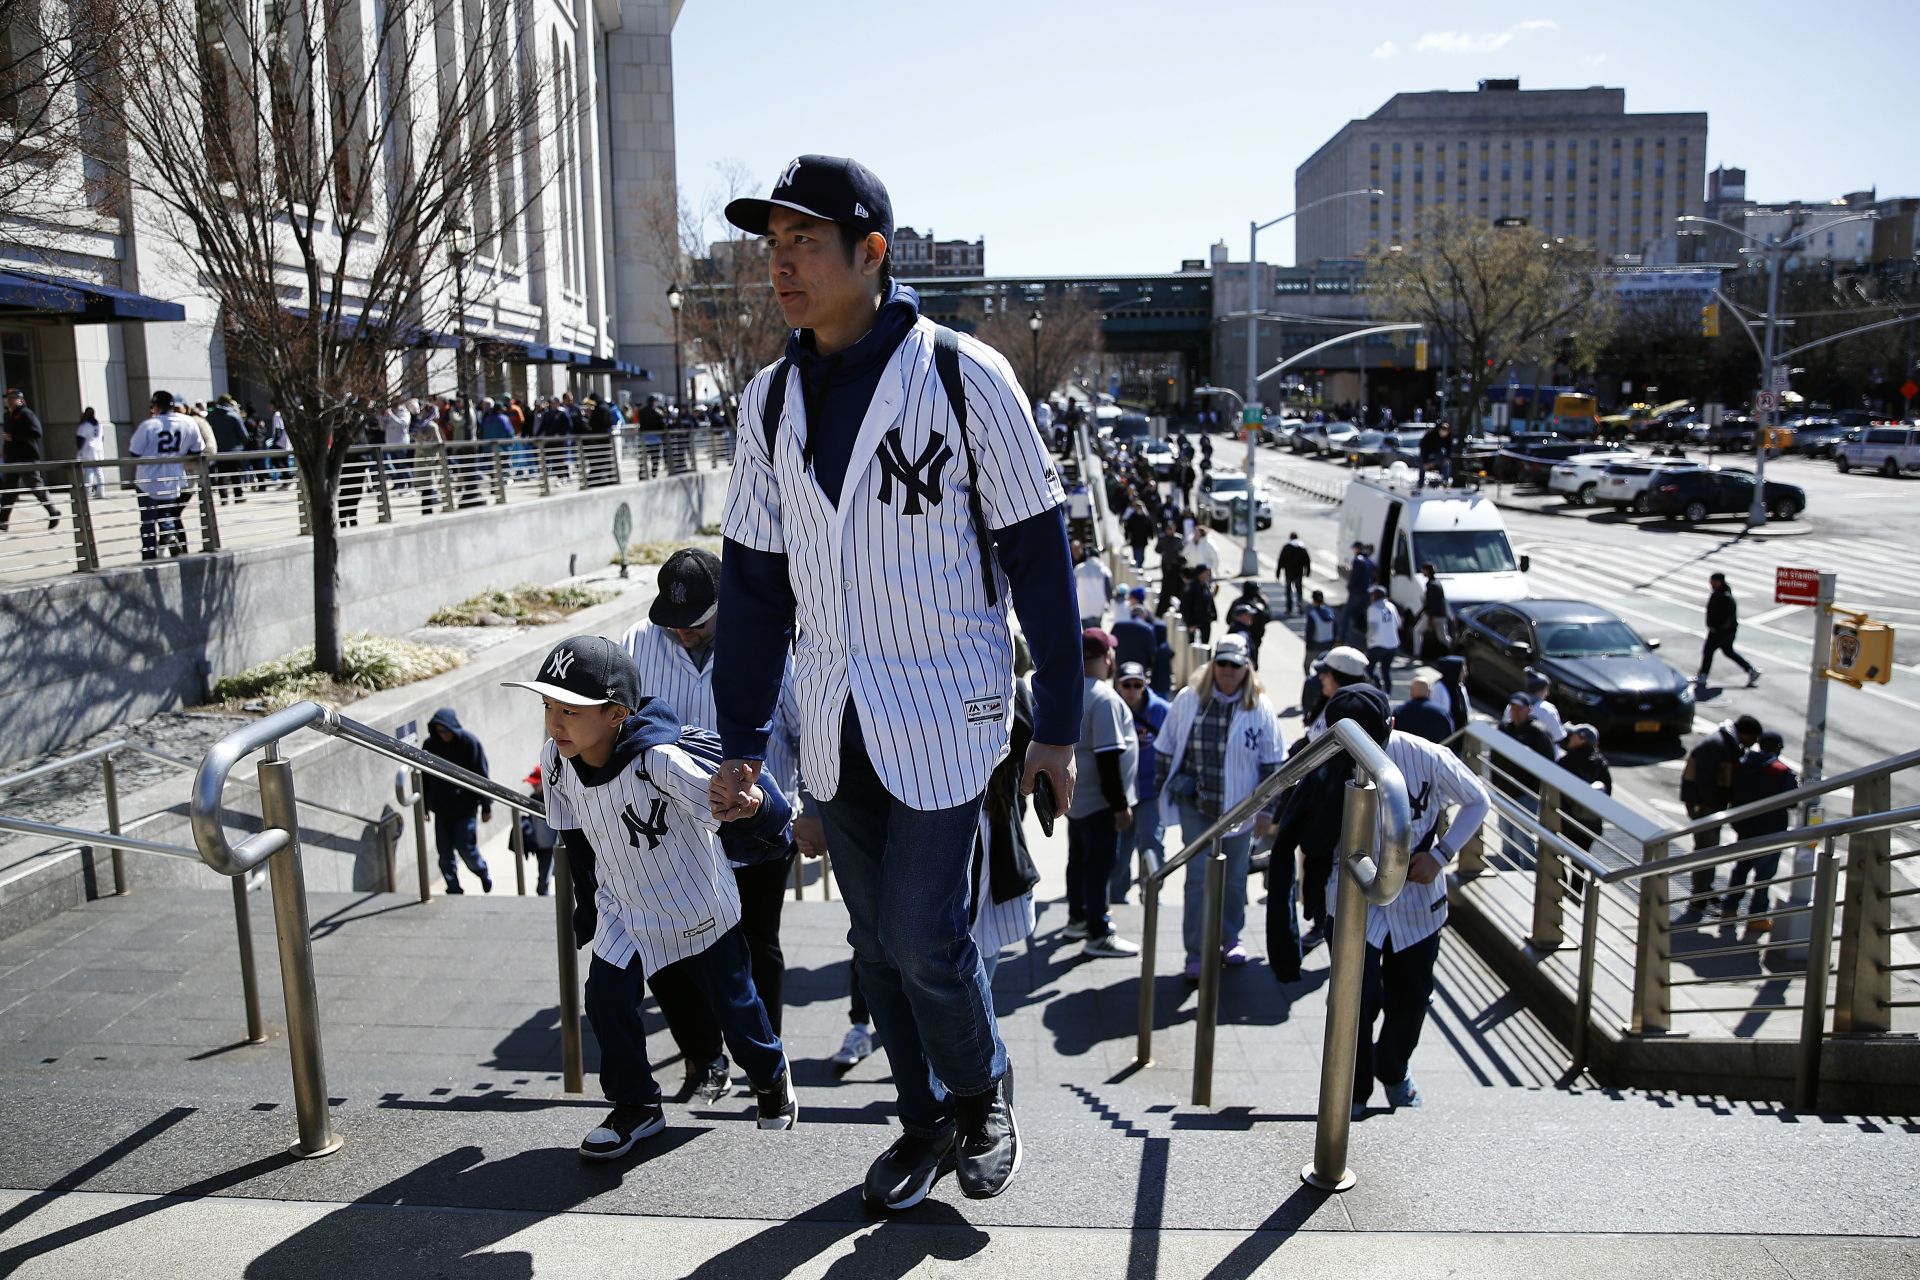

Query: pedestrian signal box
left=1827, top=611, right=1895, bottom=687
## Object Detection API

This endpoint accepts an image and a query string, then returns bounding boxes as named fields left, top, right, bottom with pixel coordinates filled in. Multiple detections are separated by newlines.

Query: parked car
left=1547, top=449, right=1644, bottom=505
left=1294, top=421, right=1359, bottom=456
left=1836, top=425, right=1920, bottom=476
left=1203, top=469, right=1274, bottom=529
left=1790, top=417, right=1849, bottom=457
left=1456, top=599, right=1694, bottom=739
left=1642, top=466, right=1805, bottom=524
left=1261, top=417, right=1306, bottom=448
left=1344, top=430, right=1391, bottom=466
left=1594, top=457, right=1704, bottom=513
left=1492, top=436, right=1592, bottom=485
left=1381, top=427, right=1430, bottom=467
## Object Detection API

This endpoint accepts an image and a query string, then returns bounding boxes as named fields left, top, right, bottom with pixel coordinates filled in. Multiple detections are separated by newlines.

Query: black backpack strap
left=760, top=359, right=791, bottom=462
left=933, top=326, right=1000, bottom=608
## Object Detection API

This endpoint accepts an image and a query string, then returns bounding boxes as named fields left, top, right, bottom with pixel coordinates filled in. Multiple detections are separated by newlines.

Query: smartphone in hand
left=1033, top=771, right=1060, bottom=837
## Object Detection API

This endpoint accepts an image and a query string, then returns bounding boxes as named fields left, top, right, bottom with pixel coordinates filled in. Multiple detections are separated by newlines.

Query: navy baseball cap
left=649, top=547, right=721, bottom=629
left=725, top=155, right=894, bottom=246
left=504, top=636, right=640, bottom=709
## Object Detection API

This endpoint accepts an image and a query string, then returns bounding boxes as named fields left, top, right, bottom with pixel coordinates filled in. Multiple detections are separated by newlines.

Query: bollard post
left=376, top=804, right=400, bottom=893
left=1834, top=772, right=1893, bottom=1034
left=102, top=756, right=127, bottom=896
left=232, top=876, right=266, bottom=1043
left=1191, top=838, right=1226, bottom=1107
left=552, top=840, right=585, bottom=1092
left=1302, top=779, right=1378, bottom=1192
left=492, top=446, right=508, bottom=504
left=1134, top=875, right=1161, bottom=1066
left=510, top=811, right=527, bottom=895
left=257, top=752, right=341, bottom=1157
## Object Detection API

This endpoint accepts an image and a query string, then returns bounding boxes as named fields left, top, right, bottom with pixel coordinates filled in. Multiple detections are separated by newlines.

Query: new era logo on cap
left=503, top=635, right=640, bottom=708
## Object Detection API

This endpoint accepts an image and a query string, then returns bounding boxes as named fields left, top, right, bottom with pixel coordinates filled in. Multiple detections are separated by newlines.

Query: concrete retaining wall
left=0, top=468, right=730, bottom=766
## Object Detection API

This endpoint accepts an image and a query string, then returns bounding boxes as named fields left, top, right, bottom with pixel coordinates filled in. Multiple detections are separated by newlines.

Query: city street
left=1167, top=443, right=1919, bottom=849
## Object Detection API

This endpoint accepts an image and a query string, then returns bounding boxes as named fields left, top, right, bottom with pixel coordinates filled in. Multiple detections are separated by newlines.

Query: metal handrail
left=190, top=700, right=582, bottom=1158
left=1133, top=716, right=1412, bottom=1195
left=1646, top=745, right=1920, bottom=847
left=1601, top=806, right=1920, bottom=885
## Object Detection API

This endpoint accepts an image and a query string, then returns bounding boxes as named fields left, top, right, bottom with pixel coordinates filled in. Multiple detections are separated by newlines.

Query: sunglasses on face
left=1118, top=680, right=1147, bottom=691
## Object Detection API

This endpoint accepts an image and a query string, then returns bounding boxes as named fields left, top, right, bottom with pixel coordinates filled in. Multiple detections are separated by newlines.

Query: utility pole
left=1753, top=237, right=1782, bottom=529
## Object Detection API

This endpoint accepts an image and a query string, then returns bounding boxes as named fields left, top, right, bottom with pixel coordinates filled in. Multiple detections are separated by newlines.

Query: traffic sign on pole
left=1775, top=566, right=1820, bottom=607
left=1754, top=390, right=1777, bottom=415
left=1770, top=365, right=1792, bottom=393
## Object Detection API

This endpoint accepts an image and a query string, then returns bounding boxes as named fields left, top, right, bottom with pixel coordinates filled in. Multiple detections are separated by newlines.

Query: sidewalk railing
left=191, top=701, right=582, bottom=1158
left=1455, top=724, right=1920, bottom=1107
left=0, top=423, right=733, bottom=584
left=1133, top=712, right=1413, bottom=1193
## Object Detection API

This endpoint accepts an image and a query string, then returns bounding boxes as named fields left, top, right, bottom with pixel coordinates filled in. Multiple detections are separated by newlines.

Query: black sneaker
left=954, top=1066, right=1020, bottom=1200
left=688, top=1055, right=732, bottom=1104
left=578, top=1103, right=664, bottom=1161
left=755, top=1058, right=798, bottom=1131
left=863, top=1126, right=956, bottom=1212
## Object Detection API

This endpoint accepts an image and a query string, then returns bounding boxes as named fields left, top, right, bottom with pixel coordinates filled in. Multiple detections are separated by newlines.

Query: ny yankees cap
left=503, top=635, right=640, bottom=709
left=1212, top=634, right=1251, bottom=667
left=724, top=155, right=894, bottom=246
left=648, top=547, right=722, bottom=629
left=1117, top=661, right=1148, bottom=683
left=1561, top=722, right=1599, bottom=745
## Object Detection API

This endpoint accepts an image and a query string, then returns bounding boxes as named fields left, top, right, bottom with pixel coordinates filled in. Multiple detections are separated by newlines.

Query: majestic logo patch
left=546, top=649, right=576, bottom=680
left=964, top=696, right=1005, bottom=725
left=683, top=916, right=717, bottom=939
left=620, top=799, right=670, bottom=851
left=876, top=427, right=953, bottom=515
left=779, top=157, right=802, bottom=189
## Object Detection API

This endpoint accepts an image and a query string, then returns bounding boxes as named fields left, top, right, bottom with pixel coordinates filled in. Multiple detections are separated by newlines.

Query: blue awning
left=0, top=269, right=185, bottom=323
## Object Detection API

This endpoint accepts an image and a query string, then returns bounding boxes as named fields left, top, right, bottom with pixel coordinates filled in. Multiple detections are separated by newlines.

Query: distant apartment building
left=1666, top=170, right=1909, bottom=269
left=1294, top=79, right=1708, bottom=264
left=893, top=227, right=986, bottom=278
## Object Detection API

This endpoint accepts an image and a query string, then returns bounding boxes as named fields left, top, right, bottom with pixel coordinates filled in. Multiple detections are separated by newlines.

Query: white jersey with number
left=539, top=737, right=741, bottom=974
left=127, top=411, right=204, bottom=500
left=723, top=317, right=1065, bottom=811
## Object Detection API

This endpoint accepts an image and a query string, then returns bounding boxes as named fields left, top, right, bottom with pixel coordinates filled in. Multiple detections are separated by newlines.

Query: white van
left=1337, top=474, right=1532, bottom=622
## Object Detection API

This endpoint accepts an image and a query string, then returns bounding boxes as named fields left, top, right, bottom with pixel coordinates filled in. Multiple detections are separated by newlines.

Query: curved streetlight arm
left=1713, top=288, right=1769, bottom=366
left=1776, top=310, right=1920, bottom=363
left=1255, top=323, right=1423, bottom=389
left=1258, top=187, right=1385, bottom=234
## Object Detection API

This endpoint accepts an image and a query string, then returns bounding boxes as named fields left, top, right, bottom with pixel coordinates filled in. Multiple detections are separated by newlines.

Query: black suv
left=1642, top=467, right=1805, bottom=524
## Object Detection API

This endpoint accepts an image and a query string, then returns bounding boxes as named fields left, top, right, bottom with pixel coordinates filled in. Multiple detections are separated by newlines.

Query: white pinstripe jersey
left=622, top=621, right=716, bottom=735
left=540, top=738, right=741, bottom=974
left=723, top=317, right=1065, bottom=811
left=1323, top=730, right=1490, bottom=950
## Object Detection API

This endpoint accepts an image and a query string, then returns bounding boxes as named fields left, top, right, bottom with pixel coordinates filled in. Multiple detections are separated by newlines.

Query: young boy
left=504, top=635, right=798, bottom=1159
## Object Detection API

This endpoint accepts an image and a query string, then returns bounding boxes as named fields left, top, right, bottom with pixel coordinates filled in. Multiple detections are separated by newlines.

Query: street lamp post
left=1028, top=310, right=1043, bottom=402
left=449, top=223, right=472, bottom=409
left=1677, top=211, right=1876, bottom=527
left=666, top=282, right=684, bottom=408
left=1237, top=188, right=1382, bottom=577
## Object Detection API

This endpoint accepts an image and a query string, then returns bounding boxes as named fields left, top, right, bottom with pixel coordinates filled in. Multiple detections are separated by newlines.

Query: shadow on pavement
left=677, top=1187, right=989, bottom=1280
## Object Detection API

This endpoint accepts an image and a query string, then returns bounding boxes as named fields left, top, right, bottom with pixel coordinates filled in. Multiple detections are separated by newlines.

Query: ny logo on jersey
left=1243, top=726, right=1261, bottom=751
left=875, top=428, right=953, bottom=515
left=546, top=649, right=576, bottom=681
left=1407, top=780, right=1433, bottom=822
left=778, top=157, right=802, bottom=189
left=620, top=799, right=670, bottom=851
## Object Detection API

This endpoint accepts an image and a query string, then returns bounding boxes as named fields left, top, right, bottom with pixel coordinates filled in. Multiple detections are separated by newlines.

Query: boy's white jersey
left=540, top=738, right=741, bottom=974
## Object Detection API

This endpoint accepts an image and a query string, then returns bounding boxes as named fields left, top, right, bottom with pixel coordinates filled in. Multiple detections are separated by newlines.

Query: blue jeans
left=815, top=708, right=1003, bottom=1138
left=432, top=809, right=489, bottom=892
left=1111, top=789, right=1163, bottom=901
left=1065, top=808, right=1120, bottom=940
left=584, top=926, right=784, bottom=1106
left=1177, top=797, right=1253, bottom=960
left=1366, top=645, right=1398, bottom=694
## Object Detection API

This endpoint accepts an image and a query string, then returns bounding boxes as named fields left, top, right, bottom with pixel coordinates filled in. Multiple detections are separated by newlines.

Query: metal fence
left=0, top=424, right=735, bottom=586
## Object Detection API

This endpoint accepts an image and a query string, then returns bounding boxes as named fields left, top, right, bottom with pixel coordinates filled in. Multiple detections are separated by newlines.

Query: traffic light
left=1701, top=302, right=1720, bottom=338
left=1414, top=339, right=1428, bottom=372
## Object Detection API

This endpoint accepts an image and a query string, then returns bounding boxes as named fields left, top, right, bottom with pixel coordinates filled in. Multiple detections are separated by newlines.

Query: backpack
left=761, top=325, right=1000, bottom=606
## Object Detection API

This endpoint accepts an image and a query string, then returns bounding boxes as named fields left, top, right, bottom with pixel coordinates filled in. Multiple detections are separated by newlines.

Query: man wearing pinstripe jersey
left=710, top=156, right=1082, bottom=1212
left=505, top=636, right=800, bottom=1159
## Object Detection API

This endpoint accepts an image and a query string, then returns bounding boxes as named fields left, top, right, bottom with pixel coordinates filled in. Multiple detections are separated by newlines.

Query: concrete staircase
left=2, top=886, right=1916, bottom=1275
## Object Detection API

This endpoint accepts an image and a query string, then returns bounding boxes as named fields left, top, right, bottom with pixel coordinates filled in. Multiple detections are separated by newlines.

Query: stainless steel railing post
left=68, top=464, right=100, bottom=571
left=403, top=768, right=432, bottom=903
left=510, top=811, right=527, bottom=895
left=1134, top=875, right=1161, bottom=1066
left=1834, top=771, right=1894, bottom=1033
left=232, top=876, right=266, bottom=1044
left=102, top=755, right=127, bottom=896
left=257, top=751, right=341, bottom=1158
left=552, top=842, right=585, bottom=1093
left=1570, top=886, right=1600, bottom=1075
left=1455, top=736, right=1487, bottom=877
left=1303, top=778, right=1378, bottom=1192
left=1531, top=783, right=1565, bottom=949
left=1630, top=837, right=1672, bottom=1036
left=1794, top=835, right=1842, bottom=1110
left=1191, top=838, right=1226, bottom=1107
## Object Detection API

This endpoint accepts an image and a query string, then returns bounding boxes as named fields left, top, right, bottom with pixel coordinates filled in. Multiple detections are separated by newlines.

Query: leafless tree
left=0, top=0, right=123, bottom=241
left=976, top=290, right=1104, bottom=408
left=91, top=0, right=570, bottom=672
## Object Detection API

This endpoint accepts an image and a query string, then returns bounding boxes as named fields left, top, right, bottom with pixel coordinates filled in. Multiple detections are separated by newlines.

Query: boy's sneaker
left=755, top=1059, right=798, bottom=1131
left=954, top=1065, right=1020, bottom=1200
left=1082, top=933, right=1141, bottom=959
left=687, top=1055, right=732, bottom=1103
left=831, top=1024, right=873, bottom=1070
left=1301, top=923, right=1327, bottom=952
left=1383, top=1076, right=1422, bottom=1109
left=579, top=1103, right=664, bottom=1161
left=1060, top=918, right=1089, bottom=942
left=863, top=1126, right=956, bottom=1212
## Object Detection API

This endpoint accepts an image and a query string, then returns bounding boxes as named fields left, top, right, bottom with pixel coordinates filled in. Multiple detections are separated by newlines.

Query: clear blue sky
left=671, top=0, right=1919, bottom=276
